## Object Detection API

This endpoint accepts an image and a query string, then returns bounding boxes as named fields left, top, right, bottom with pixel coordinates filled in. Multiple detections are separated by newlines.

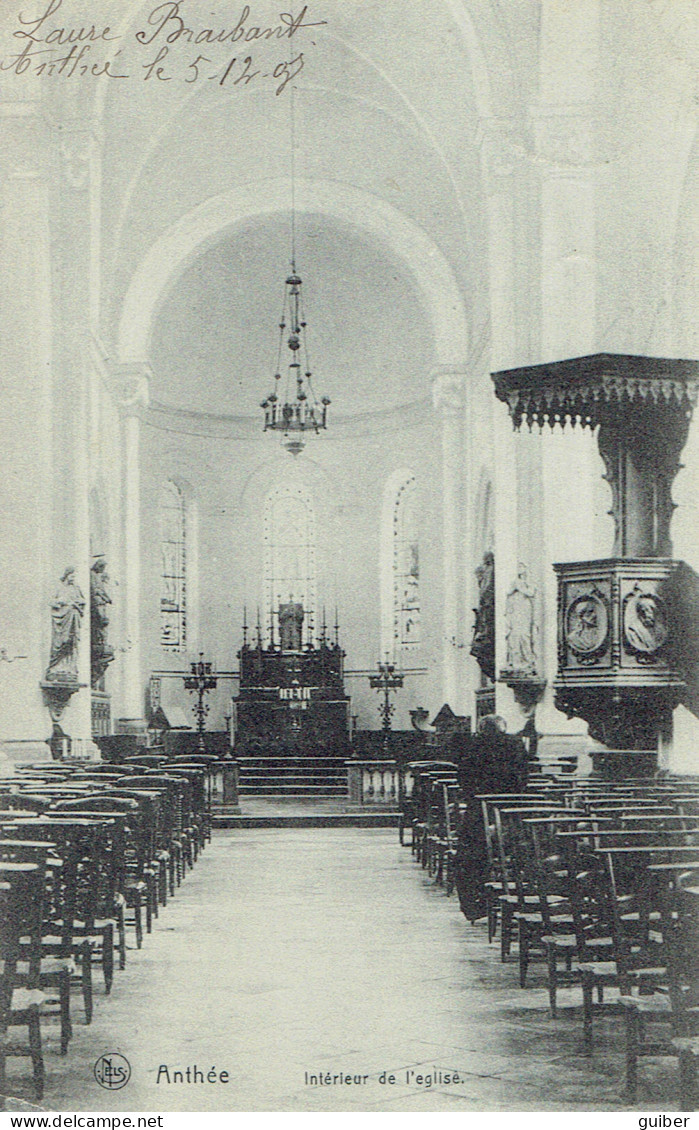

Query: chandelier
left=260, top=262, right=330, bottom=456
left=260, top=89, right=330, bottom=456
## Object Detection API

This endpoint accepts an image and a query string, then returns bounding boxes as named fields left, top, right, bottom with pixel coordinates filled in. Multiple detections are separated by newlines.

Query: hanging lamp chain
left=260, top=86, right=331, bottom=454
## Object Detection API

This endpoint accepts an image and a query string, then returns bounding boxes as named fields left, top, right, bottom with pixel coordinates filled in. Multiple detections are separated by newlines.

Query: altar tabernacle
left=232, top=605, right=351, bottom=757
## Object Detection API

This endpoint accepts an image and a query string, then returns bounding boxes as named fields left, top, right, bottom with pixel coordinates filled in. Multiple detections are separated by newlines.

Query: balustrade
left=346, top=760, right=413, bottom=807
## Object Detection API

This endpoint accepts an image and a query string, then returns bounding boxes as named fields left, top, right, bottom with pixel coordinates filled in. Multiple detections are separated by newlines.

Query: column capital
left=431, top=369, right=465, bottom=413
left=474, top=116, right=516, bottom=197
left=91, top=339, right=151, bottom=415
left=115, top=365, right=151, bottom=416
left=45, top=113, right=102, bottom=192
left=528, top=102, right=596, bottom=169
left=0, top=102, right=49, bottom=183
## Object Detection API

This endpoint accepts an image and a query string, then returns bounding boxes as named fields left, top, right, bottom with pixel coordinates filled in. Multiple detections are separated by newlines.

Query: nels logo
left=94, top=1053, right=131, bottom=1090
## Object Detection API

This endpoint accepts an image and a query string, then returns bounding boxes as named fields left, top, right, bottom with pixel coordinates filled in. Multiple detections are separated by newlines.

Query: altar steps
left=237, top=754, right=348, bottom=798
left=214, top=797, right=399, bottom=828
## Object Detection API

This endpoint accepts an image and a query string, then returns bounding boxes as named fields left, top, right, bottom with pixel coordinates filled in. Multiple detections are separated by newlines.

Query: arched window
left=381, top=472, right=420, bottom=659
left=160, top=481, right=187, bottom=651
left=263, top=483, right=316, bottom=643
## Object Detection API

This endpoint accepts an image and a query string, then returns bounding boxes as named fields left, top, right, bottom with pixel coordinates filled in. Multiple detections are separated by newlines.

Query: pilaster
left=432, top=369, right=466, bottom=712
left=114, top=364, right=151, bottom=726
left=0, top=101, right=53, bottom=746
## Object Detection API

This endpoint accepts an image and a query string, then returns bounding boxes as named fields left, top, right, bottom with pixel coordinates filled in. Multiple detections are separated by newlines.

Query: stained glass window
left=263, top=483, right=316, bottom=643
left=393, top=475, right=420, bottom=651
left=160, top=481, right=187, bottom=651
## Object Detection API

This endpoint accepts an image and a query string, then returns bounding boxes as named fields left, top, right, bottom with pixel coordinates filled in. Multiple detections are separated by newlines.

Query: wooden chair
left=667, top=876, right=699, bottom=1111
left=496, top=808, right=575, bottom=990
left=8, top=819, right=105, bottom=1025
left=164, top=760, right=215, bottom=846
left=621, top=865, right=699, bottom=1107
left=422, top=775, right=458, bottom=878
left=122, top=755, right=169, bottom=770
left=0, top=840, right=72, bottom=1056
left=100, top=790, right=160, bottom=933
left=151, top=768, right=206, bottom=865
left=563, top=841, right=624, bottom=1052
left=0, top=867, right=46, bottom=1103
left=51, top=795, right=147, bottom=948
left=528, top=818, right=605, bottom=1017
left=492, top=804, right=563, bottom=965
left=470, top=793, right=551, bottom=940
left=114, top=781, right=176, bottom=903
left=408, top=763, right=457, bottom=862
left=49, top=805, right=129, bottom=970
left=438, top=783, right=461, bottom=894
left=140, top=775, right=193, bottom=883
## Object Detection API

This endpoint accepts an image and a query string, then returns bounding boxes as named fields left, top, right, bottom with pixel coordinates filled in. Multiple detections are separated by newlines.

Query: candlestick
left=183, top=651, right=218, bottom=752
left=368, top=659, right=405, bottom=751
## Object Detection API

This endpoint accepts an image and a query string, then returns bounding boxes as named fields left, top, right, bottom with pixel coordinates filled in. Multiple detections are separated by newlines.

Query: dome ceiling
left=148, top=212, right=436, bottom=419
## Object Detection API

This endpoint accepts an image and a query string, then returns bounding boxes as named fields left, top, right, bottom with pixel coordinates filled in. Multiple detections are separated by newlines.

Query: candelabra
left=369, top=660, right=404, bottom=749
left=183, top=653, right=218, bottom=752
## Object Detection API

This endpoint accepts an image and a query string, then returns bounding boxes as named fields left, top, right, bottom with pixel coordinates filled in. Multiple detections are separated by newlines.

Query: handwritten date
left=163, top=48, right=304, bottom=93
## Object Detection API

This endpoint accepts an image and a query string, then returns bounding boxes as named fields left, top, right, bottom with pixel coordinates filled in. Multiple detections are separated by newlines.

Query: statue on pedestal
left=46, top=567, right=85, bottom=682
left=470, top=551, right=495, bottom=681
left=504, top=564, right=538, bottom=676
left=90, top=557, right=115, bottom=687
left=279, top=601, right=304, bottom=651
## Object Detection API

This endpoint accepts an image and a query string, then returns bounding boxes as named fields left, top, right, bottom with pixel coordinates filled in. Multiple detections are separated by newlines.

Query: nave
left=4, top=827, right=680, bottom=1113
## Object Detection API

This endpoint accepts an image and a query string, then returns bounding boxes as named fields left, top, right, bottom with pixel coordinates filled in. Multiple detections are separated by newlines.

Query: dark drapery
left=451, top=728, right=530, bottom=922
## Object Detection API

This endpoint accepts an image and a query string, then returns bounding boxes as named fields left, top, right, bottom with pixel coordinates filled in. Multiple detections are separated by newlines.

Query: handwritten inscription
left=0, top=0, right=326, bottom=92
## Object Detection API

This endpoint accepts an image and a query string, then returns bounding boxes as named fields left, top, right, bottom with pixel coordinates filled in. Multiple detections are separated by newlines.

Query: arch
left=442, top=0, right=495, bottom=119
left=117, top=179, right=469, bottom=373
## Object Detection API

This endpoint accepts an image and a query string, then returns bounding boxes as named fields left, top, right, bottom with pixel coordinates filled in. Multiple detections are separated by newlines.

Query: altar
left=232, top=604, right=351, bottom=757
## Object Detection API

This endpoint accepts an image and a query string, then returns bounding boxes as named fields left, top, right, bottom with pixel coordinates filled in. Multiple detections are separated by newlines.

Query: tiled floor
left=6, top=829, right=680, bottom=1112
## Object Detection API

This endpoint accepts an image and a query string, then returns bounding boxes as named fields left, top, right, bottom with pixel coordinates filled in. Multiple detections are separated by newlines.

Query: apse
left=148, top=212, right=437, bottom=421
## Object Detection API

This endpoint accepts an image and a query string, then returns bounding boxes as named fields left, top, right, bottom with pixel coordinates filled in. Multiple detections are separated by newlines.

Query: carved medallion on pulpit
left=622, top=584, right=669, bottom=662
left=565, top=589, right=610, bottom=665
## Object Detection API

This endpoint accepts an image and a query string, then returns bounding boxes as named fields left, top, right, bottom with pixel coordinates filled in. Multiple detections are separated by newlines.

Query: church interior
left=2, top=0, right=699, bottom=1114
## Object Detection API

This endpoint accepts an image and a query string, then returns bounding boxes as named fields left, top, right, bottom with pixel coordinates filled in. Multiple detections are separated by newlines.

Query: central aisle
left=42, top=829, right=673, bottom=1112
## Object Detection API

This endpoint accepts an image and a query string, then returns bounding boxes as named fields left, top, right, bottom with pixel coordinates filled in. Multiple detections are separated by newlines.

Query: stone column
left=61, top=376, right=93, bottom=741
left=432, top=369, right=465, bottom=711
left=530, top=0, right=601, bottom=752
left=114, top=367, right=150, bottom=729
left=479, top=121, right=522, bottom=729
left=49, top=120, right=102, bottom=743
left=0, top=101, right=54, bottom=751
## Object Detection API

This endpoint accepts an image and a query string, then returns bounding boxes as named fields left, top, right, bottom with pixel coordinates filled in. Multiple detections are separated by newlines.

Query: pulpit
left=493, top=353, right=699, bottom=766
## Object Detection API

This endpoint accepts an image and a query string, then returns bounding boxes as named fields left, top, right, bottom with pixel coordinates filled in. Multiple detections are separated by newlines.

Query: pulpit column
left=432, top=370, right=465, bottom=711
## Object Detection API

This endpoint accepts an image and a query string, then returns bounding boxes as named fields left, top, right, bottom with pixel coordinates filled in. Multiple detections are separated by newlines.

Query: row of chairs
left=404, top=765, right=699, bottom=1110
left=0, top=751, right=218, bottom=1106
left=409, top=761, right=462, bottom=892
